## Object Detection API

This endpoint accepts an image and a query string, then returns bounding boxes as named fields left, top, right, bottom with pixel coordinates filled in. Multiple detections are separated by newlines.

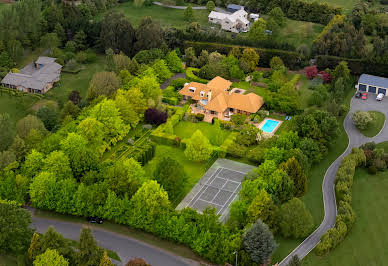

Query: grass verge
left=302, top=168, right=388, bottom=265
left=358, top=111, right=385, bottom=138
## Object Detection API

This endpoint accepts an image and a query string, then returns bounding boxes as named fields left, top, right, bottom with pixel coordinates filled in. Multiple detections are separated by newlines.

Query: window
left=211, top=111, right=218, bottom=115
left=200, top=91, right=205, bottom=97
left=189, top=87, right=196, bottom=93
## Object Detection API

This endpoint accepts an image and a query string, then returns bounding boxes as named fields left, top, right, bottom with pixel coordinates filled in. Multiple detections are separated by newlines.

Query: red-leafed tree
left=319, top=71, right=332, bottom=83
left=305, top=66, right=318, bottom=79
left=144, top=108, right=167, bottom=125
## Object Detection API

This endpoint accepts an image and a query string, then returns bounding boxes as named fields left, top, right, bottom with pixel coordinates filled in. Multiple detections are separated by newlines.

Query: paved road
left=29, top=211, right=197, bottom=266
left=279, top=94, right=388, bottom=265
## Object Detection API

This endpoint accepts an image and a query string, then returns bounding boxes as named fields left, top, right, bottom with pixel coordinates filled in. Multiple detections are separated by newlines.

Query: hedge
left=162, top=97, right=179, bottom=106
left=315, top=148, right=365, bottom=255
left=131, top=141, right=156, bottom=166
left=315, top=55, right=388, bottom=76
left=186, top=67, right=209, bottom=83
left=313, top=15, right=346, bottom=43
left=184, top=41, right=303, bottom=69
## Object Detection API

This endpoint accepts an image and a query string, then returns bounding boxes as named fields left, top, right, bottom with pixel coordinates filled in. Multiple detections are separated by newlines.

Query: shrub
left=170, top=78, right=189, bottom=90
left=195, top=113, right=205, bottom=121
left=305, top=65, right=318, bottom=79
left=144, top=108, right=167, bottom=125
left=186, top=67, right=209, bottom=83
left=227, top=143, right=247, bottom=158
left=352, top=111, right=372, bottom=130
left=75, top=51, right=88, bottom=64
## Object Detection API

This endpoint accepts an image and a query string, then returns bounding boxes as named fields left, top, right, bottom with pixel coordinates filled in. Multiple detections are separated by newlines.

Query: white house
left=208, top=9, right=250, bottom=33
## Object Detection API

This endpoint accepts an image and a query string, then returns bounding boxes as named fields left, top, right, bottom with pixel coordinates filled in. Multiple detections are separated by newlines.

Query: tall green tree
left=243, top=219, right=277, bottom=265
left=16, top=115, right=46, bottom=139
left=87, top=71, right=120, bottom=100
left=184, top=130, right=213, bottom=162
left=42, top=150, right=73, bottom=179
left=165, top=50, right=183, bottom=73
left=249, top=18, right=267, bottom=42
left=280, top=157, right=307, bottom=197
left=154, top=156, right=187, bottom=202
left=37, top=106, right=58, bottom=131
left=247, top=189, right=276, bottom=228
left=184, top=5, right=194, bottom=22
left=134, top=17, right=164, bottom=52
left=0, top=203, right=33, bottom=253
left=77, top=227, right=104, bottom=266
left=276, top=198, right=314, bottom=239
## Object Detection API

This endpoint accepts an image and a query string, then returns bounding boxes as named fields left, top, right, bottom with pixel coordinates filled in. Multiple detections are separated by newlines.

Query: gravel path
left=279, top=93, right=388, bottom=265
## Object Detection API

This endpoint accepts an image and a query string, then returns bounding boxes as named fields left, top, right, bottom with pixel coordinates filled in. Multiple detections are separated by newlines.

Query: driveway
left=29, top=211, right=197, bottom=266
left=279, top=93, right=388, bottom=265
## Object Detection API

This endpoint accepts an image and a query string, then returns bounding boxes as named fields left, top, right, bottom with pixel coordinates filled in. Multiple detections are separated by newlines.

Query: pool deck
left=256, top=118, right=283, bottom=136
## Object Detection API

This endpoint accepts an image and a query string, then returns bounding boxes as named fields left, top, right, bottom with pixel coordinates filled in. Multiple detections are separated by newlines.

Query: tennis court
left=177, top=159, right=255, bottom=221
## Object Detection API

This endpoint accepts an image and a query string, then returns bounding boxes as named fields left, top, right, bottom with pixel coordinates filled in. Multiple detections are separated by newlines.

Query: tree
left=206, top=1, right=215, bottom=12
left=243, top=219, right=277, bottom=265
left=247, top=189, right=276, bottom=228
left=241, top=48, right=259, bottom=72
left=126, top=258, right=150, bottom=266
left=0, top=150, right=16, bottom=169
left=277, top=198, right=314, bottom=239
left=77, top=227, right=104, bottom=266
left=269, top=7, right=286, bottom=27
left=231, top=113, right=247, bottom=127
left=37, top=106, right=57, bottom=131
left=249, top=18, right=267, bottom=42
left=38, top=226, right=75, bottom=263
left=60, top=101, right=80, bottom=120
left=100, top=11, right=136, bottom=56
left=106, top=158, right=146, bottom=197
left=22, top=149, right=44, bottom=178
left=332, top=61, right=350, bottom=83
left=129, top=180, right=171, bottom=228
left=0, top=113, right=14, bottom=151
left=0, top=203, right=33, bottom=253
left=235, top=124, right=259, bottom=146
left=184, top=5, right=194, bottom=22
left=165, top=50, right=183, bottom=73
left=130, top=75, right=161, bottom=102
left=152, top=59, right=172, bottom=83
left=270, top=56, right=284, bottom=71
left=34, top=249, right=69, bottom=266
left=134, top=17, right=164, bottom=52
left=28, top=232, right=40, bottom=261
left=99, top=251, right=114, bottom=266
left=77, top=117, right=105, bottom=147
left=144, top=108, right=167, bottom=125
left=154, top=156, right=187, bottom=201
left=280, top=157, right=308, bottom=197
left=116, top=88, right=147, bottom=117
left=352, top=110, right=372, bottom=130
left=74, top=30, right=87, bottom=51
left=42, top=151, right=72, bottom=179
left=287, top=255, right=301, bottom=266
left=184, top=130, right=213, bottom=162
left=68, top=90, right=82, bottom=105
left=16, top=115, right=46, bottom=139
left=40, top=33, right=60, bottom=50
left=87, top=71, right=120, bottom=100
left=305, top=65, right=318, bottom=79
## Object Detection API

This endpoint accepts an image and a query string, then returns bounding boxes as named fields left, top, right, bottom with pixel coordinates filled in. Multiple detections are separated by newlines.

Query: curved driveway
left=280, top=95, right=388, bottom=265
left=29, top=211, right=197, bottom=266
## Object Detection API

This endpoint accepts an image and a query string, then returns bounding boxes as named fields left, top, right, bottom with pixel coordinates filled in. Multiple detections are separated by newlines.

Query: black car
left=355, top=91, right=362, bottom=98
left=87, top=217, right=103, bottom=224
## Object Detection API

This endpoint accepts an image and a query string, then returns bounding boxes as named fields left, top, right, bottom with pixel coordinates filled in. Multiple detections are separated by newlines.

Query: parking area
left=176, top=159, right=255, bottom=222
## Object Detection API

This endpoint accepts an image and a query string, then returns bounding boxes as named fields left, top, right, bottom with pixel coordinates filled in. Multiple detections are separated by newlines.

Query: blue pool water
left=261, top=119, right=280, bottom=133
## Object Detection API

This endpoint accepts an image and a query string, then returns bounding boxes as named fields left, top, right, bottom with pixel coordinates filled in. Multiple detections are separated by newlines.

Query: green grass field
left=272, top=88, right=354, bottom=263
left=376, top=141, right=388, bottom=152
left=0, top=254, right=17, bottom=266
left=302, top=168, right=388, bottom=265
left=358, top=111, right=385, bottom=138
left=279, top=19, right=323, bottom=47
left=45, top=55, right=106, bottom=106
left=174, top=121, right=230, bottom=146
left=144, top=145, right=206, bottom=206
left=0, top=93, right=40, bottom=124
left=107, top=2, right=209, bottom=28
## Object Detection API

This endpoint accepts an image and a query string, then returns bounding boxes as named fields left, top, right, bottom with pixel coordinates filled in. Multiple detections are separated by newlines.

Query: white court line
left=198, top=199, right=224, bottom=208
left=186, top=168, right=222, bottom=208
left=208, top=174, right=229, bottom=203
left=219, top=167, right=247, bottom=177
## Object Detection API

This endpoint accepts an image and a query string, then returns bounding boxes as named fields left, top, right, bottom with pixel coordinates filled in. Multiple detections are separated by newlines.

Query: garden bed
left=358, top=111, right=385, bottom=138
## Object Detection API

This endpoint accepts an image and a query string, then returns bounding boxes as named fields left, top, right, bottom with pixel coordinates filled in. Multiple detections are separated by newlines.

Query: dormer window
left=200, top=91, right=205, bottom=97
left=189, top=87, right=196, bottom=93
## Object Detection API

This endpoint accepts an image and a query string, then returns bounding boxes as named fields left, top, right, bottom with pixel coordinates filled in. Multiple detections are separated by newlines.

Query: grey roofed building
left=1, top=56, right=62, bottom=94
left=226, top=4, right=245, bottom=13
left=357, top=74, right=388, bottom=96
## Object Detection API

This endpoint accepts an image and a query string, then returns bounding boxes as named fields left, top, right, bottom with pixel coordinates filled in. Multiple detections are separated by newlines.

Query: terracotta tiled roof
left=178, top=82, right=210, bottom=101
left=205, top=92, right=264, bottom=113
left=207, top=76, right=232, bottom=91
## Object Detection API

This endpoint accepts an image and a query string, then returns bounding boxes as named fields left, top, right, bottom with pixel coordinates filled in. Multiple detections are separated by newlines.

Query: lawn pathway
left=279, top=96, right=388, bottom=265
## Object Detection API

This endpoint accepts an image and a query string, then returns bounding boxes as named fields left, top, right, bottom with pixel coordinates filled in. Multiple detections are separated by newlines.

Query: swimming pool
left=260, top=119, right=280, bottom=133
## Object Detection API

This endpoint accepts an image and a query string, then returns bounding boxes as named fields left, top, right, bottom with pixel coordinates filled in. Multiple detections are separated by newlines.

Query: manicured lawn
left=0, top=254, right=17, bottom=266
left=174, top=121, right=230, bottom=146
left=45, top=55, right=106, bottom=106
left=317, top=0, right=357, bottom=13
left=106, top=2, right=209, bottom=28
left=376, top=141, right=388, bottom=152
left=302, top=168, right=388, bottom=265
left=272, top=88, right=354, bottom=263
left=0, top=92, right=40, bottom=124
left=358, top=111, right=385, bottom=138
left=143, top=145, right=207, bottom=206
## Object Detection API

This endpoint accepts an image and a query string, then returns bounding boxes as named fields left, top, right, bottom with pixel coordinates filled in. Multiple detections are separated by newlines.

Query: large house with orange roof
left=179, top=76, right=264, bottom=122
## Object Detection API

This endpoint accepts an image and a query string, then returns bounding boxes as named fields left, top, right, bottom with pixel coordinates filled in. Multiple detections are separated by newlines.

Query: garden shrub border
left=315, top=148, right=366, bottom=255
left=186, top=67, right=209, bottom=83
